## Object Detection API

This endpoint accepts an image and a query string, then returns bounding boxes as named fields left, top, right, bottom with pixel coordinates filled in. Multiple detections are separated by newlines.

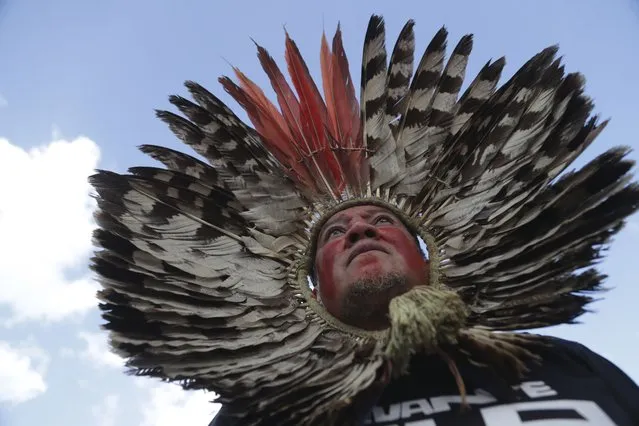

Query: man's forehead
left=322, top=205, right=396, bottom=227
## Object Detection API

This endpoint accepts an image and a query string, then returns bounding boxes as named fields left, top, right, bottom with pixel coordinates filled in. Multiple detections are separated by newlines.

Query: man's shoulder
left=535, top=335, right=592, bottom=356
left=533, top=335, right=612, bottom=366
left=536, top=335, right=589, bottom=350
left=527, top=334, right=638, bottom=392
left=525, top=334, right=615, bottom=374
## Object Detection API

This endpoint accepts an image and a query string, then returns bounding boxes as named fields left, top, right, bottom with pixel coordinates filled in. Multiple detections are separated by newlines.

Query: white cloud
left=0, top=93, right=7, bottom=108
left=0, top=340, right=48, bottom=404
left=58, top=346, right=76, bottom=358
left=139, top=382, right=219, bottom=426
left=0, top=136, right=100, bottom=325
left=57, top=331, right=125, bottom=370
left=91, top=394, right=120, bottom=426
left=77, top=331, right=125, bottom=369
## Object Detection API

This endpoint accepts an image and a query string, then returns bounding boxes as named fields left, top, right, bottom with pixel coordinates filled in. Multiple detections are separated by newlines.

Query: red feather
left=255, top=43, right=304, bottom=144
left=255, top=42, right=327, bottom=191
left=330, top=25, right=365, bottom=193
left=221, top=27, right=369, bottom=197
left=285, top=32, right=344, bottom=195
left=320, top=33, right=337, bottom=138
left=219, top=75, right=316, bottom=189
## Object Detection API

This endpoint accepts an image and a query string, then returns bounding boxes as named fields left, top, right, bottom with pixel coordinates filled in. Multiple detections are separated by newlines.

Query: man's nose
left=345, top=220, right=379, bottom=246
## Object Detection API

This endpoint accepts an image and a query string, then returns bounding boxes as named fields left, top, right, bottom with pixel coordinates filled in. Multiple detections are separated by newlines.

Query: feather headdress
left=90, top=15, right=639, bottom=425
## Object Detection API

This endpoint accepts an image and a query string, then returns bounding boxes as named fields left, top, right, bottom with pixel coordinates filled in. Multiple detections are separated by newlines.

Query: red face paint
left=314, top=205, right=429, bottom=321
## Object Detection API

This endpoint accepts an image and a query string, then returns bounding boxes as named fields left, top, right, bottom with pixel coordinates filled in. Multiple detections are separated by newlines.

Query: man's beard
left=339, top=272, right=411, bottom=331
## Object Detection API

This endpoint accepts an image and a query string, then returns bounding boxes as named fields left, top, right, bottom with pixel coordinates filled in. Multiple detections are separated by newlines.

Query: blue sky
left=0, top=0, right=638, bottom=425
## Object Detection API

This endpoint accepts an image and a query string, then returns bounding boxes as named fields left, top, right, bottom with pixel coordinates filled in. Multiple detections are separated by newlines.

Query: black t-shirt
left=210, top=337, right=639, bottom=425
left=366, top=337, right=639, bottom=426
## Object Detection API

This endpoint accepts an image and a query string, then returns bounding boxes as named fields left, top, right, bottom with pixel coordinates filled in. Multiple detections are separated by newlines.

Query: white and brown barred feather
left=361, top=16, right=403, bottom=192
left=91, top=14, right=639, bottom=425
left=385, top=20, right=415, bottom=135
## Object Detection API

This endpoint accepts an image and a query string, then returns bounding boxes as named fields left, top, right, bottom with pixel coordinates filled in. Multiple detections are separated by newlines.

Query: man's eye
left=327, top=228, right=344, bottom=239
left=375, top=216, right=393, bottom=225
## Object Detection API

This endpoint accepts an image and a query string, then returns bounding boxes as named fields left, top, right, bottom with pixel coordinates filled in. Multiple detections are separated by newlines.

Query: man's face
left=314, top=205, right=429, bottom=330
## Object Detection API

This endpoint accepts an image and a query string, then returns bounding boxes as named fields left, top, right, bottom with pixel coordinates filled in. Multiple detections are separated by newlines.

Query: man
left=312, top=205, right=639, bottom=425
left=210, top=204, right=639, bottom=425
left=92, top=15, right=639, bottom=426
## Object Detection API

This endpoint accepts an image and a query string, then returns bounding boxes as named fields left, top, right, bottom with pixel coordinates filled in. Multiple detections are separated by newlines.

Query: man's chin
left=349, top=269, right=383, bottom=282
left=338, top=272, right=411, bottom=330
left=347, top=258, right=390, bottom=278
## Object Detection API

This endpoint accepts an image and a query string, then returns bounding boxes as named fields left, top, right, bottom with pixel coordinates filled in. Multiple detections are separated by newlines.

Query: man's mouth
left=347, top=242, right=388, bottom=264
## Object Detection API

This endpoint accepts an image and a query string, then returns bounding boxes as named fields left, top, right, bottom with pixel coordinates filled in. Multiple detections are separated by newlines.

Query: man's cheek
left=381, top=229, right=426, bottom=271
left=316, top=246, right=340, bottom=302
left=318, top=276, right=338, bottom=302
